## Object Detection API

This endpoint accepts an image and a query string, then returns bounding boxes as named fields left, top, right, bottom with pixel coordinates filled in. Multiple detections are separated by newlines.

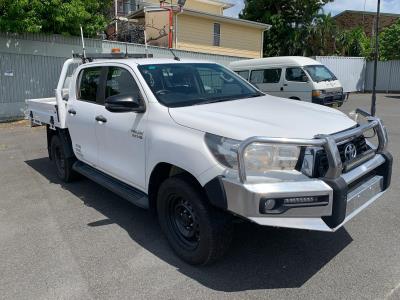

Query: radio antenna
left=80, top=25, right=87, bottom=61
left=169, top=48, right=180, bottom=61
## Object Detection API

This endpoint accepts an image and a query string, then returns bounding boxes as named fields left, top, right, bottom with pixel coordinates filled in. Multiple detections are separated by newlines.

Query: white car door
left=66, top=66, right=104, bottom=167
left=94, top=65, right=147, bottom=190
left=249, top=68, right=283, bottom=97
left=281, top=67, right=312, bottom=101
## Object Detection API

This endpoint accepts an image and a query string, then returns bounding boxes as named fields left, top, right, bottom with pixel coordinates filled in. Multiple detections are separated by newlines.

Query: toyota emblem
left=344, top=143, right=357, bottom=161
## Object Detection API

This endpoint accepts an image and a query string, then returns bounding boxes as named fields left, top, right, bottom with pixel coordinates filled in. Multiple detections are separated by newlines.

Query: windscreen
left=138, top=63, right=263, bottom=107
left=303, top=65, right=337, bottom=83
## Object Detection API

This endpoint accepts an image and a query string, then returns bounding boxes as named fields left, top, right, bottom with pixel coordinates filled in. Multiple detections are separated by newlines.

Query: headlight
left=205, top=133, right=301, bottom=174
left=312, top=90, right=325, bottom=97
left=244, top=143, right=300, bottom=175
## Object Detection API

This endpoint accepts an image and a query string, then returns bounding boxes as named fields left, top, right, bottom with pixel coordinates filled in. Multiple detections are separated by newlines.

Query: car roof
left=229, top=56, right=322, bottom=69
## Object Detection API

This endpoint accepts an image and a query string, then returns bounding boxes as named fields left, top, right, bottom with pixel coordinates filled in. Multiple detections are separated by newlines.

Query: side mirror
left=61, top=89, right=69, bottom=101
left=105, top=94, right=145, bottom=113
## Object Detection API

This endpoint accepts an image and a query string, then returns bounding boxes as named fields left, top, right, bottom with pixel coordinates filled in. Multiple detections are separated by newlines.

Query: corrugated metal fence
left=315, top=56, right=400, bottom=93
left=365, top=60, right=400, bottom=93
left=0, top=53, right=66, bottom=120
left=314, top=56, right=366, bottom=93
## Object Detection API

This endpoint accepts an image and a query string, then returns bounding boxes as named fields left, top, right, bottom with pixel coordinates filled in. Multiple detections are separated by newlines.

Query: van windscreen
left=304, top=65, right=337, bottom=83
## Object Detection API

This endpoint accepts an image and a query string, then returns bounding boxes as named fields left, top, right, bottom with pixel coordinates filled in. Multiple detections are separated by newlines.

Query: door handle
left=68, top=108, right=76, bottom=115
left=280, top=87, right=284, bottom=91
left=95, top=115, right=107, bottom=123
left=283, top=84, right=288, bottom=86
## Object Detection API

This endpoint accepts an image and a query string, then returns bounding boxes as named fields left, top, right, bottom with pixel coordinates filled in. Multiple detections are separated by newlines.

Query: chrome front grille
left=313, top=136, right=371, bottom=177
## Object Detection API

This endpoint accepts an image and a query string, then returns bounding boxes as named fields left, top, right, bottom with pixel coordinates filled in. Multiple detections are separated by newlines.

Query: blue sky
left=224, top=0, right=400, bottom=18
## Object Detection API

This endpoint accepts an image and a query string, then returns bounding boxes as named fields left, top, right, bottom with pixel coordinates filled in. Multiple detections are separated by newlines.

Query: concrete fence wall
left=0, top=33, right=246, bottom=121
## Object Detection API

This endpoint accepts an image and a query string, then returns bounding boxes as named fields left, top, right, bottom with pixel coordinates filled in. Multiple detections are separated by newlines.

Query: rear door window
left=77, top=67, right=102, bottom=103
left=250, top=70, right=264, bottom=84
left=250, top=69, right=282, bottom=84
left=235, top=70, right=249, bottom=80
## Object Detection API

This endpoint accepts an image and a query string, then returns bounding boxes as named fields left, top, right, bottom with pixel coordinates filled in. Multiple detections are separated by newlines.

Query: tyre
left=157, top=175, right=233, bottom=265
left=50, top=135, right=77, bottom=182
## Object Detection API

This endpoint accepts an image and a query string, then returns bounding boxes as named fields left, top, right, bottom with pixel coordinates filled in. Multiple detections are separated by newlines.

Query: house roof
left=333, top=10, right=400, bottom=19
left=128, top=7, right=271, bottom=30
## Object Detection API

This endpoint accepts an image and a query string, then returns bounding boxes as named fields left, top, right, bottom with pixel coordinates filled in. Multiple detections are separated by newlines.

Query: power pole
left=115, top=0, right=118, bottom=37
left=371, top=0, right=381, bottom=116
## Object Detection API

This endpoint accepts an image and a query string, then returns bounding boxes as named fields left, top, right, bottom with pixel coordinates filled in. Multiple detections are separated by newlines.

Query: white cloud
left=223, top=0, right=400, bottom=18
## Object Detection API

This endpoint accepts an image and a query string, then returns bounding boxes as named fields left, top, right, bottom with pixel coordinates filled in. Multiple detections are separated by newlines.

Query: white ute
left=27, top=54, right=392, bottom=265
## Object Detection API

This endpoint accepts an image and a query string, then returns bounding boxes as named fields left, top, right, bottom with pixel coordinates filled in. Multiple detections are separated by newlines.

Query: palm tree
left=308, top=13, right=337, bottom=56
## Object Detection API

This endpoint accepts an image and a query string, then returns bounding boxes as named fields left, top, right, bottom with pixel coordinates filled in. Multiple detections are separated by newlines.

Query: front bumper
left=221, top=152, right=392, bottom=232
left=312, top=93, right=345, bottom=106
left=219, top=110, right=392, bottom=232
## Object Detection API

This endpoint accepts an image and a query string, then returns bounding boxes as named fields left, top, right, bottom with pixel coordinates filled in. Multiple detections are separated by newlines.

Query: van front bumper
left=312, top=93, right=345, bottom=106
left=220, top=152, right=392, bottom=232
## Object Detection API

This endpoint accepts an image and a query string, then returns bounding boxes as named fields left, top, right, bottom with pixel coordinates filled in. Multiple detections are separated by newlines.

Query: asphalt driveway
left=0, top=93, right=399, bottom=299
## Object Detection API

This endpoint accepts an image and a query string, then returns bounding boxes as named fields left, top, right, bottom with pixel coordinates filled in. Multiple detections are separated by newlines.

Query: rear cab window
left=77, top=67, right=103, bottom=103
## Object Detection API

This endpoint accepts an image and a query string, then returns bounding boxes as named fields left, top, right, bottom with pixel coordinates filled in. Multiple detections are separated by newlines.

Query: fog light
left=264, top=199, right=276, bottom=210
left=260, top=196, right=329, bottom=214
left=283, top=196, right=318, bottom=206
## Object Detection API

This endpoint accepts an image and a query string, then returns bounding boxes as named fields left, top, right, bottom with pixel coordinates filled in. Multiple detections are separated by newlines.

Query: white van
left=229, top=56, right=345, bottom=107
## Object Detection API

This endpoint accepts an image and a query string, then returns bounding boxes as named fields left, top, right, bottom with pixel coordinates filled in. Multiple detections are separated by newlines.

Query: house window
left=213, top=23, right=220, bottom=46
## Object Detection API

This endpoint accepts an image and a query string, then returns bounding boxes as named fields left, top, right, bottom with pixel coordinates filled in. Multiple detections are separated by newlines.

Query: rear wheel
left=50, top=135, right=77, bottom=182
left=157, top=175, right=233, bottom=265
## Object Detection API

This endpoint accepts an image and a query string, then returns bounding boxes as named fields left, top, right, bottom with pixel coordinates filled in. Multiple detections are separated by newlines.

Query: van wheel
left=157, top=175, right=233, bottom=265
left=50, top=135, right=76, bottom=182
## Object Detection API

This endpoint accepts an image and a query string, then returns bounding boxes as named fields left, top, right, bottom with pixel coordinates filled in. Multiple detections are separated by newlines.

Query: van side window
left=77, top=67, right=102, bottom=103
left=250, top=69, right=282, bottom=84
left=264, top=69, right=282, bottom=83
left=286, top=67, right=308, bottom=82
left=235, top=70, right=249, bottom=80
left=105, top=67, right=141, bottom=100
left=250, top=70, right=264, bottom=84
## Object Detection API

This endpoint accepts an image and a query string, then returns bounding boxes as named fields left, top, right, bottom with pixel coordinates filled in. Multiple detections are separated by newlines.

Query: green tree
left=0, top=0, right=112, bottom=37
left=380, top=20, right=400, bottom=61
left=336, top=27, right=372, bottom=58
left=308, top=13, right=338, bottom=56
left=240, top=0, right=333, bottom=56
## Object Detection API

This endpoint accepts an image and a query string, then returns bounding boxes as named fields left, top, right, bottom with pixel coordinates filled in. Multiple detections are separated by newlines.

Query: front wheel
left=50, top=135, right=77, bottom=182
left=157, top=175, right=233, bottom=265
